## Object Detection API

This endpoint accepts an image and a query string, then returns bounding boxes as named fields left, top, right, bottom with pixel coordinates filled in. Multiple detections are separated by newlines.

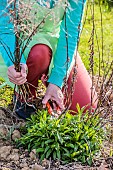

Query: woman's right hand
left=42, top=83, right=65, bottom=111
left=7, top=64, right=27, bottom=85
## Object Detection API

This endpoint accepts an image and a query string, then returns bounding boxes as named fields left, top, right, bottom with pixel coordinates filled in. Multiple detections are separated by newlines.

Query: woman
left=0, top=0, right=97, bottom=119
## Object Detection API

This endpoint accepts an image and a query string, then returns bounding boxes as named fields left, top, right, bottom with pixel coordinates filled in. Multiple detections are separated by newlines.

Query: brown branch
left=21, top=11, right=51, bottom=56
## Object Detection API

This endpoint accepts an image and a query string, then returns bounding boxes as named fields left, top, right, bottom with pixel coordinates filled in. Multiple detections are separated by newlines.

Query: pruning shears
left=46, top=100, right=67, bottom=119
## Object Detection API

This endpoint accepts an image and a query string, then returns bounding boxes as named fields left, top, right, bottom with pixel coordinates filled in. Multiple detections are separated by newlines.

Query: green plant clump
left=16, top=105, right=105, bottom=165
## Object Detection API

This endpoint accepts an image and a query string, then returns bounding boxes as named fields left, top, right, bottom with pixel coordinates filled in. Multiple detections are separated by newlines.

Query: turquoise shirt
left=0, top=0, right=86, bottom=88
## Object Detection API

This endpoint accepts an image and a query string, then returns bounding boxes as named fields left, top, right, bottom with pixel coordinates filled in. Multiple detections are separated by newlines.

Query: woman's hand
left=7, top=64, right=27, bottom=85
left=42, top=83, right=65, bottom=110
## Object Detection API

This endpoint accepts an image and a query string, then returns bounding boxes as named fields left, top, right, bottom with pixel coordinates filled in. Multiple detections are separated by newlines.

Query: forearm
left=48, top=0, right=87, bottom=88
left=0, top=0, right=26, bottom=67
left=0, top=35, right=26, bottom=67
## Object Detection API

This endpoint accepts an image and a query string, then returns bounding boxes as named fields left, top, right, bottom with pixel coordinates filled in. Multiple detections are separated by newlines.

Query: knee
left=28, top=44, right=52, bottom=63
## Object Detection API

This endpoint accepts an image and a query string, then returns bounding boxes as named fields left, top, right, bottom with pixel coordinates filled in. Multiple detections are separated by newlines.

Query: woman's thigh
left=26, top=44, right=52, bottom=85
left=67, top=53, right=98, bottom=113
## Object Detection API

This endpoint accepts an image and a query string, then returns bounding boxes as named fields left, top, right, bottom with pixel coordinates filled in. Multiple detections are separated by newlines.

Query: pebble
left=0, top=109, right=6, bottom=119
left=25, top=150, right=29, bottom=157
left=42, top=158, right=50, bottom=168
left=21, top=167, right=29, bottom=170
left=0, top=125, right=8, bottom=136
left=12, top=130, right=21, bottom=140
left=0, top=146, right=12, bottom=160
left=12, top=149, right=19, bottom=153
left=2, top=168, right=11, bottom=170
left=7, top=153, right=20, bottom=161
left=32, top=164, right=44, bottom=170
left=109, top=93, right=113, bottom=101
left=6, top=148, right=19, bottom=161
left=15, top=160, right=20, bottom=165
left=29, top=149, right=37, bottom=160
left=20, top=162, right=28, bottom=168
left=20, top=154, right=24, bottom=159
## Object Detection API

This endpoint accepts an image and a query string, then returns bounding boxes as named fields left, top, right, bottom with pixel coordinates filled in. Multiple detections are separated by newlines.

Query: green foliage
left=0, top=77, right=13, bottom=106
left=79, top=4, right=113, bottom=75
left=95, top=0, right=113, bottom=10
left=16, top=105, right=105, bottom=165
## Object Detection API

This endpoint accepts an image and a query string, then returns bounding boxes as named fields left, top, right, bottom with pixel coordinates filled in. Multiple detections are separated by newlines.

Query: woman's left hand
left=42, top=83, right=65, bottom=111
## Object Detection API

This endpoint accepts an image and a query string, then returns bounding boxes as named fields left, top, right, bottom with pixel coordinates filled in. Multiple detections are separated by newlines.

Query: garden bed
left=0, top=103, right=113, bottom=170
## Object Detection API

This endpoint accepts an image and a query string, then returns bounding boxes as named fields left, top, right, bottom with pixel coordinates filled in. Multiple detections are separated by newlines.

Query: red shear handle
left=46, top=101, right=61, bottom=117
left=46, top=102, right=53, bottom=115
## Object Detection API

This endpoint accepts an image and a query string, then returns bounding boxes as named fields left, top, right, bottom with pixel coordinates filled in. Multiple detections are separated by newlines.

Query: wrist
left=48, top=83, right=61, bottom=90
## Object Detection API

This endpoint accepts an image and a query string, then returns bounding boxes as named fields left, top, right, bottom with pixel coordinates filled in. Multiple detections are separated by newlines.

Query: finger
left=52, top=101, right=61, bottom=114
left=53, top=98, right=64, bottom=110
left=51, top=94, right=64, bottom=105
left=8, top=71, right=22, bottom=79
left=51, top=112, right=59, bottom=118
left=57, top=91, right=64, bottom=101
left=57, top=103, right=64, bottom=110
left=21, top=64, right=27, bottom=77
left=9, top=78, right=19, bottom=84
left=9, top=77, right=27, bottom=85
left=14, top=76, right=27, bottom=83
left=8, top=73, right=27, bottom=82
left=43, top=104, right=46, bottom=109
left=7, top=72, right=21, bottom=80
left=8, top=68, right=21, bottom=78
left=52, top=101, right=57, bottom=110
left=16, top=79, right=27, bottom=85
left=7, top=65, right=27, bottom=85
left=56, top=107, right=62, bottom=115
left=42, top=94, right=51, bottom=106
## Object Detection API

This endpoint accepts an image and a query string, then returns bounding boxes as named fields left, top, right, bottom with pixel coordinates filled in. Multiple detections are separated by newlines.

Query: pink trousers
left=26, top=44, right=97, bottom=112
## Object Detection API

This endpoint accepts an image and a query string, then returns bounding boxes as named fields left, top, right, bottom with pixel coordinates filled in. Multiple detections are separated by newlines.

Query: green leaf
left=46, top=149, right=52, bottom=159
left=56, top=150, right=61, bottom=160
left=36, top=148, right=44, bottom=153
left=43, top=111, right=47, bottom=121
left=44, top=145, right=50, bottom=153
left=53, top=151, right=56, bottom=160
left=75, top=133, right=80, bottom=141
left=74, top=145, right=78, bottom=152
left=55, top=142, right=60, bottom=150
left=41, top=141, right=45, bottom=148
left=34, top=141, right=42, bottom=148
left=82, top=155, right=86, bottom=163
left=76, top=103, right=81, bottom=114
left=30, top=115, right=35, bottom=122
left=63, top=152, right=71, bottom=158
left=55, top=119, right=60, bottom=126
left=66, top=143, right=75, bottom=148
left=40, top=153, right=45, bottom=161
left=71, top=151, right=81, bottom=158
left=84, top=143, right=89, bottom=152
left=28, top=143, right=31, bottom=151
left=63, top=147, right=71, bottom=154
left=84, top=125, right=89, bottom=131
left=57, top=131, right=63, bottom=144
left=87, top=157, right=93, bottom=166
left=45, top=139, right=53, bottom=144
